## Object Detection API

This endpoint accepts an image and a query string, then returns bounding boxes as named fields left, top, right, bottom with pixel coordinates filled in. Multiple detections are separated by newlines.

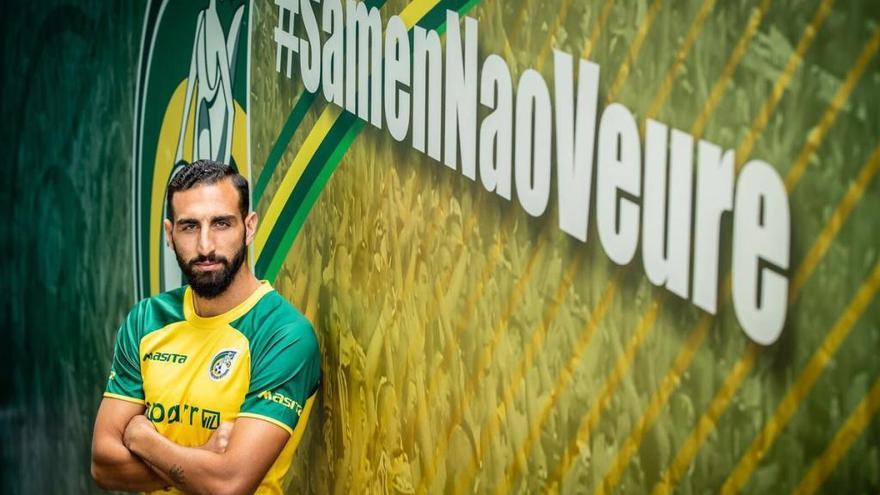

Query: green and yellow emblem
left=208, top=350, right=237, bottom=381
left=132, top=0, right=252, bottom=299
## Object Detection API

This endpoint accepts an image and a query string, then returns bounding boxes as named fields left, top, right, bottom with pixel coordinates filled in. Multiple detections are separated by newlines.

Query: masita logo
left=132, top=0, right=252, bottom=299
left=143, top=351, right=188, bottom=364
left=208, top=349, right=238, bottom=381
left=258, top=389, right=304, bottom=416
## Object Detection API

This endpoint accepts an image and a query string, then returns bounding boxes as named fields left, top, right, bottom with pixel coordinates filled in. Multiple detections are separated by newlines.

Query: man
left=91, top=160, right=320, bottom=494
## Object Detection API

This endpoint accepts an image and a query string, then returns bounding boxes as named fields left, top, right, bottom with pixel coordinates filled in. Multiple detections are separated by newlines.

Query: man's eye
left=181, top=224, right=197, bottom=232
left=215, top=221, right=231, bottom=229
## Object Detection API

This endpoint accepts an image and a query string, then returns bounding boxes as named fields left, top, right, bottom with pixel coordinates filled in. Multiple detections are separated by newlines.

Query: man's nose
left=197, top=226, right=215, bottom=254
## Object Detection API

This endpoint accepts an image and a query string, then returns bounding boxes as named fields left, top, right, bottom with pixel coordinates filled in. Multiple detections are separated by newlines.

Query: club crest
left=208, top=349, right=238, bottom=381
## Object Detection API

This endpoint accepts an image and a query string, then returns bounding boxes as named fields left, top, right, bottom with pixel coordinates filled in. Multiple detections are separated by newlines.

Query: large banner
left=4, top=0, right=879, bottom=493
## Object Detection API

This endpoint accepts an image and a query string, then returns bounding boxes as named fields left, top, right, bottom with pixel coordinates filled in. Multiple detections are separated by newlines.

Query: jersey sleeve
left=103, top=304, right=145, bottom=404
left=239, top=320, right=321, bottom=434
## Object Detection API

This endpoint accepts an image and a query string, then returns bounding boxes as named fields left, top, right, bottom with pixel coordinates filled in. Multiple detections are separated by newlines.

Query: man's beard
left=174, top=240, right=247, bottom=299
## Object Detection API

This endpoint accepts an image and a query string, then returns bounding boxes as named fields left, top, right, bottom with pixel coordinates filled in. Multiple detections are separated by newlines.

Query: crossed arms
left=91, top=397, right=289, bottom=495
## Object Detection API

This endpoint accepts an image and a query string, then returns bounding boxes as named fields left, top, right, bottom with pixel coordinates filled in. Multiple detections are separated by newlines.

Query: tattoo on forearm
left=169, top=464, right=187, bottom=486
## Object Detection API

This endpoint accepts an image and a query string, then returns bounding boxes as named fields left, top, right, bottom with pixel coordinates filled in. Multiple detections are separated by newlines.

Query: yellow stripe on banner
left=793, top=374, right=880, bottom=495
left=591, top=2, right=836, bottom=491
left=398, top=0, right=441, bottom=29
left=690, top=0, right=772, bottom=139
left=643, top=0, right=717, bottom=122
left=720, top=261, right=880, bottom=495
left=149, top=80, right=197, bottom=294
left=495, top=272, right=623, bottom=495
left=785, top=27, right=880, bottom=190
left=538, top=271, right=646, bottom=494
left=506, top=0, right=532, bottom=50
left=734, top=0, right=836, bottom=168
left=254, top=0, right=441, bottom=260
left=606, top=0, right=665, bottom=102
left=254, top=106, right=339, bottom=259
left=407, top=205, right=511, bottom=492
left=650, top=32, right=880, bottom=493
left=416, top=231, right=549, bottom=495
left=790, top=144, right=880, bottom=299
left=397, top=195, right=482, bottom=403
left=536, top=0, right=573, bottom=69
left=450, top=255, right=588, bottom=495
left=581, top=0, right=617, bottom=60
left=651, top=343, right=759, bottom=495
left=592, top=290, right=725, bottom=495
left=498, top=0, right=530, bottom=63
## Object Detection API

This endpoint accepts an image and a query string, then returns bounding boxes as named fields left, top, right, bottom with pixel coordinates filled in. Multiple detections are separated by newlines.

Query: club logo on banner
left=132, top=0, right=252, bottom=299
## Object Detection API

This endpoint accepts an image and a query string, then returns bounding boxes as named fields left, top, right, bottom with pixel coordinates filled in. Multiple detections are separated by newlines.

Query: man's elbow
left=90, top=444, right=127, bottom=491
left=202, top=474, right=260, bottom=495
left=210, top=486, right=247, bottom=495
left=206, top=482, right=255, bottom=495
left=90, top=459, right=114, bottom=490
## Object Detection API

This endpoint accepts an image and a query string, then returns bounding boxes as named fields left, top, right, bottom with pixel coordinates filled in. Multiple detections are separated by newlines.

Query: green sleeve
left=104, top=305, right=144, bottom=403
left=240, top=320, right=321, bottom=433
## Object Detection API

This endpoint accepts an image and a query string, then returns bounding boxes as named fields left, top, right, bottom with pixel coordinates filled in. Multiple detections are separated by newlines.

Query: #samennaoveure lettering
left=273, top=0, right=791, bottom=346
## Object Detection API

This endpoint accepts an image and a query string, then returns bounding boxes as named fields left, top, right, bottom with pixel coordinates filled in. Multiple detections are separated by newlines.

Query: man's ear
left=244, top=212, right=258, bottom=246
left=163, top=219, right=174, bottom=248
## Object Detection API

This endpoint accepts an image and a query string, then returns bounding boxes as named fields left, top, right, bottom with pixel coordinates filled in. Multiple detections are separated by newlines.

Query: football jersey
left=104, top=281, right=320, bottom=495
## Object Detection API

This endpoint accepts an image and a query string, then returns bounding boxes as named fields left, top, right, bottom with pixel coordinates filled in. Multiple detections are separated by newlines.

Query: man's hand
left=122, top=414, right=156, bottom=451
left=200, top=422, right=234, bottom=454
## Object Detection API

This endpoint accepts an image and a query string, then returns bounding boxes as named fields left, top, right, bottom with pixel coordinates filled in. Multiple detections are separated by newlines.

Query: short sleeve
left=104, top=305, right=145, bottom=404
left=239, top=320, right=321, bottom=434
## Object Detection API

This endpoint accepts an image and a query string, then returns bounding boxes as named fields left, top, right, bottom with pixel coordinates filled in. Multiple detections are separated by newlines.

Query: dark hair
left=166, top=160, right=249, bottom=221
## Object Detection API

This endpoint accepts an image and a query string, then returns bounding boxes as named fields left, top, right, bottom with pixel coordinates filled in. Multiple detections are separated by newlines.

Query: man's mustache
left=188, top=254, right=229, bottom=266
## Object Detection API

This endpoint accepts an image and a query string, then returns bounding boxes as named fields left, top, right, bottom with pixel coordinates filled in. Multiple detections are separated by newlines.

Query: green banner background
left=1, top=2, right=141, bottom=493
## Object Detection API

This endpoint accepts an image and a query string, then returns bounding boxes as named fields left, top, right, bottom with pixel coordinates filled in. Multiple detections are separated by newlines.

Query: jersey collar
left=183, top=280, right=273, bottom=327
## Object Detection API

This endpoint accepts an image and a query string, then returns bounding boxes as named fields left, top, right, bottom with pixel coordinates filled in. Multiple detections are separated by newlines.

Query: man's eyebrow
left=175, top=217, right=198, bottom=226
left=211, top=215, right=238, bottom=223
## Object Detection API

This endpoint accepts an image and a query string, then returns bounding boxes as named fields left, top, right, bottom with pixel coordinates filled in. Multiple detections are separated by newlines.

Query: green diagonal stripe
left=257, top=0, right=483, bottom=282
left=253, top=0, right=388, bottom=205
left=253, top=91, right=316, bottom=204
left=256, top=111, right=357, bottom=278
left=262, top=121, right=364, bottom=282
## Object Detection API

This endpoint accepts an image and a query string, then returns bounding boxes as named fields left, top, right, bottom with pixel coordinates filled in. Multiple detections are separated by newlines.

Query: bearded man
left=90, top=160, right=320, bottom=494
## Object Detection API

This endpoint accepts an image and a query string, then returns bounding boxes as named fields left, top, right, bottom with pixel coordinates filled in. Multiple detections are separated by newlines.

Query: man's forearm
left=125, top=426, right=243, bottom=495
left=91, top=439, right=170, bottom=492
left=140, top=457, right=177, bottom=487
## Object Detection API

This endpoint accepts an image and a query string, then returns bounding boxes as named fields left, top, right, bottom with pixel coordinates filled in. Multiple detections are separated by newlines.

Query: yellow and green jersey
left=104, top=281, right=320, bottom=495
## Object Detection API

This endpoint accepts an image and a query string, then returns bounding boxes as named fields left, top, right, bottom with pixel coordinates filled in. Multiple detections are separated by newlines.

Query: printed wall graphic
left=2, top=0, right=879, bottom=493
left=257, top=1, right=880, bottom=492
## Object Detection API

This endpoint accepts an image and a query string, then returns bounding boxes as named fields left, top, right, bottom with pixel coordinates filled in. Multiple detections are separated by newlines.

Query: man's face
left=163, top=178, right=257, bottom=299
